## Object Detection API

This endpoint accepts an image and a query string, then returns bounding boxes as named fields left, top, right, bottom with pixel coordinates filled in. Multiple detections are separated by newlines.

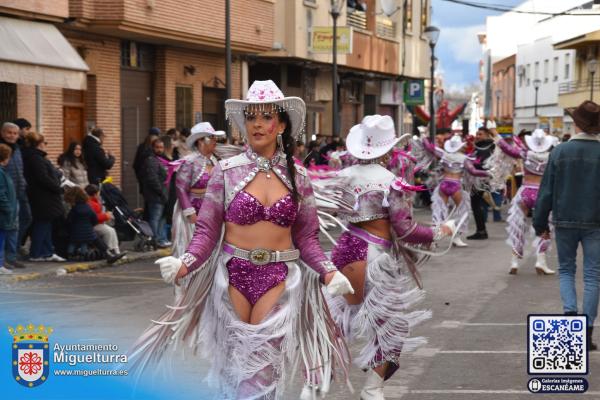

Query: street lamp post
left=225, top=0, right=232, bottom=140
left=588, top=59, right=598, bottom=101
left=533, top=79, right=541, bottom=117
left=424, top=25, right=440, bottom=142
left=330, top=0, right=343, bottom=137
left=495, top=89, right=502, bottom=120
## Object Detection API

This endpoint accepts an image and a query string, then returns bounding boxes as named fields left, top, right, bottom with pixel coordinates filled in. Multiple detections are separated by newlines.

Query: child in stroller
left=64, top=187, right=125, bottom=264
left=100, top=182, right=156, bottom=252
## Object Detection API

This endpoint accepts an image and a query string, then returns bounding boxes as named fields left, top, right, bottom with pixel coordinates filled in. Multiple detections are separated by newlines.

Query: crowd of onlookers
left=0, top=120, right=127, bottom=274
left=0, top=117, right=349, bottom=274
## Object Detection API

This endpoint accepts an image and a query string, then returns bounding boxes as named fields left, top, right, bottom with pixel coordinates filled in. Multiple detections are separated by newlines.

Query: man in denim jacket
left=534, top=100, right=600, bottom=350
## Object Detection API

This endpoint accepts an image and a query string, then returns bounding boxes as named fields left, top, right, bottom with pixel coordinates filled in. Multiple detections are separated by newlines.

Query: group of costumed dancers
left=128, top=80, right=557, bottom=400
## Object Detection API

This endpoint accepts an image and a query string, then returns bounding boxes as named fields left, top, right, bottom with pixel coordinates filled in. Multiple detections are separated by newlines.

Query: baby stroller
left=100, top=183, right=156, bottom=252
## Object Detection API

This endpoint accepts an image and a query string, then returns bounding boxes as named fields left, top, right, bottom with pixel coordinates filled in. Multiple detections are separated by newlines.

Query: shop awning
left=0, top=16, right=89, bottom=90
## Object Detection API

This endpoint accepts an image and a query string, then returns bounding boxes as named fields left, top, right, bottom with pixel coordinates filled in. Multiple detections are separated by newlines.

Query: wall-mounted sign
left=310, top=26, right=353, bottom=54
left=403, top=79, right=425, bottom=105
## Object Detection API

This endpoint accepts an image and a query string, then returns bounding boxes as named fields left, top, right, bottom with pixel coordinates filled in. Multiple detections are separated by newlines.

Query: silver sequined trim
left=320, top=260, right=337, bottom=273
left=180, top=253, right=197, bottom=268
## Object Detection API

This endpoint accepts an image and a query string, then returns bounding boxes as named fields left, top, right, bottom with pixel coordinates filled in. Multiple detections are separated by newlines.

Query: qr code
left=528, top=315, right=587, bottom=374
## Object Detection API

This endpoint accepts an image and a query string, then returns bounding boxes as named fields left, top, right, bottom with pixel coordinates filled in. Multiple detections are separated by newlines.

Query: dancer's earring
left=277, top=133, right=284, bottom=153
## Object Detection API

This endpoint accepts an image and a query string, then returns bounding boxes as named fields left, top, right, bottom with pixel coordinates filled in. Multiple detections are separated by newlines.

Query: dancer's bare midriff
left=353, top=219, right=391, bottom=241
left=523, top=173, right=542, bottom=185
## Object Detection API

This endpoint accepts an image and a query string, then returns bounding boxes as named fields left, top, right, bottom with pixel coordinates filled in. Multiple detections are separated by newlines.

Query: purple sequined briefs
left=331, top=231, right=368, bottom=270
left=225, top=191, right=297, bottom=227
left=520, top=185, right=539, bottom=210
left=439, top=179, right=462, bottom=197
left=226, top=257, right=288, bottom=305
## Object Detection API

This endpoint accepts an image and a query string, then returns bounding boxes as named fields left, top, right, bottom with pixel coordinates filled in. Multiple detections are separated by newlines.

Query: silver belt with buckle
left=222, top=243, right=299, bottom=266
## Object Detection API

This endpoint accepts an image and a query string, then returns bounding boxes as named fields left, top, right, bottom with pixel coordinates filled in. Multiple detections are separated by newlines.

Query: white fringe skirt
left=431, top=185, right=470, bottom=235
left=328, top=233, right=431, bottom=377
left=170, top=200, right=195, bottom=258
left=506, top=185, right=552, bottom=257
left=128, top=243, right=349, bottom=400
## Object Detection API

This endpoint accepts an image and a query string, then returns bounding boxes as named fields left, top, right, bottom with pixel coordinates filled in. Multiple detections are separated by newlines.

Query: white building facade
left=514, top=38, right=575, bottom=134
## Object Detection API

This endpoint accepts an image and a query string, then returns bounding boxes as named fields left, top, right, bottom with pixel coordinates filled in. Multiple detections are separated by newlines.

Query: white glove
left=326, top=271, right=354, bottom=296
left=443, top=219, right=458, bottom=237
left=155, top=256, right=183, bottom=284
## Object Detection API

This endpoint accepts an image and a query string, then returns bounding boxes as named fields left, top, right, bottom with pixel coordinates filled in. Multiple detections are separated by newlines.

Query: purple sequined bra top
left=191, top=172, right=210, bottom=189
left=225, top=190, right=297, bottom=227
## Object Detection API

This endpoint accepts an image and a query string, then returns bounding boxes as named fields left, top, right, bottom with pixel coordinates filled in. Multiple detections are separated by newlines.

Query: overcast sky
left=431, top=0, right=524, bottom=90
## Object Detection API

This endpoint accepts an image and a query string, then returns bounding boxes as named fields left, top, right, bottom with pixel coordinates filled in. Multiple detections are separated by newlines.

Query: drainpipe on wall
left=35, top=85, right=41, bottom=132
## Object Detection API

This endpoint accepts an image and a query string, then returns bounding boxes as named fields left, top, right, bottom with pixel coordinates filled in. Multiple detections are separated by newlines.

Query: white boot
left=509, top=254, right=520, bottom=275
left=300, top=383, right=318, bottom=400
left=360, top=369, right=385, bottom=400
left=535, top=252, right=555, bottom=275
left=452, top=236, right=468, bottom=248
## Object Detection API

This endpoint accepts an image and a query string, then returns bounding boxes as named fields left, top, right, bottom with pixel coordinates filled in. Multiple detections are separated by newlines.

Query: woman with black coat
left=21, top=132, right=66, bottom=261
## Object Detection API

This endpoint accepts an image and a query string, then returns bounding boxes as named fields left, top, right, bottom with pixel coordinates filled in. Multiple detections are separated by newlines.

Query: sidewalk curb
left=5, top=248, right=172, bottom=283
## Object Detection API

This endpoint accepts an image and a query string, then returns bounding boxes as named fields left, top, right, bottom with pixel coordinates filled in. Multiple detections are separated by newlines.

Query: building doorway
left=121, top=69, right=152, bottom=208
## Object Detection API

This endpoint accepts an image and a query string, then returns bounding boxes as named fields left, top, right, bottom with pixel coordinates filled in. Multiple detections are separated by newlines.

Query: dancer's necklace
left=248, top=150, right=280, bottom=179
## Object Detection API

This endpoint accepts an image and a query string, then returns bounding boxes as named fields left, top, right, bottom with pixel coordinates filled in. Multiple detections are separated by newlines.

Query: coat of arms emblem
left=9, top=323, right=52, bottom=388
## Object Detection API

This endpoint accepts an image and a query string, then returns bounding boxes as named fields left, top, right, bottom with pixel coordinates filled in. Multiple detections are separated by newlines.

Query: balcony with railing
left=558, top=78, right=600, bottom=107
left=347, top=9, right=367, bottom=31
left=376, top=15, right=396, bottom=40
left=559, top=78, right=600, bottom=94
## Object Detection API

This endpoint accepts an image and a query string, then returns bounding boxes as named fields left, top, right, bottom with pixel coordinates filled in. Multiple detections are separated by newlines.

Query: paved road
left=1, top=210, right=596, bottom=399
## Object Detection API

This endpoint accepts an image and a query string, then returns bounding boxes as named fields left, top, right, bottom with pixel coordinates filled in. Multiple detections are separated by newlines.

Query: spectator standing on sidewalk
left=0, top=123, right=28, bottom=268
left=0, top=144, right=18, bottom=274
left=58, top=142, right=89, bottom=188
left=21, top=132, right=65, bottom=262
left=83, top=128, right=115, bottom=185
left=467, top=126, right=495, bottom=240
left=533, top=100, right=600, bottom=350
left=140, top=138, right=171, bottom=248
left=13, top=118, right=31, bottom=146
left=133, top=127, right=161, bottom=189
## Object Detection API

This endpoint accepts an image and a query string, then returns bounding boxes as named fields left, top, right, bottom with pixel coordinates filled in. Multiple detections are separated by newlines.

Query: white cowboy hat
left=224, top=80, right=306, bottom=140
left=485, top=120, right=497, bottom=129
left=444, top=134, right=466, bottom=153
left=346, top=115, right=400, bottom=160
left=186, top=122, right=225, bottom=148
left=525, top=129, right=556, bottom=153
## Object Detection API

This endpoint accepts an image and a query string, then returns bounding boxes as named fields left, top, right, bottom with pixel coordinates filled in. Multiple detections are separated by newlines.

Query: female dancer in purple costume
left=130, top=80, right=353, bottom=400
left=422, top=134, right=490, bottom=247
left=492, top=129, right=557, bottom=275
left=171, top=122, right=224, bottom=258
left=327, top=115, right=454, bottom=400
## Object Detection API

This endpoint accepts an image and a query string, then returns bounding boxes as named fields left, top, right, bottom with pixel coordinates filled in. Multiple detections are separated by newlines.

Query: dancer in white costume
left=488, top=129, right=557, bottom=275
left=418, top=134, right=490, bottom=247
left=129, top=81, right=354, bottom=400
left=325, top=115, right=456, bottom=400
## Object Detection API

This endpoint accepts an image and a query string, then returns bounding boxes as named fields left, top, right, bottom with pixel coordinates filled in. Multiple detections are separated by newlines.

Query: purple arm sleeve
left=498, top=138, right=525, bottom=159
left=423, top=137, right=444, bottom=159
left=388, top=188, right=434, bottom=244
left=180, top=163, right=225, bottom=272
left=292, top=174, right=337, bottom=280
left=464, top=159, right=490, bottom=177
left=175, top=161, right=193, bottom=212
